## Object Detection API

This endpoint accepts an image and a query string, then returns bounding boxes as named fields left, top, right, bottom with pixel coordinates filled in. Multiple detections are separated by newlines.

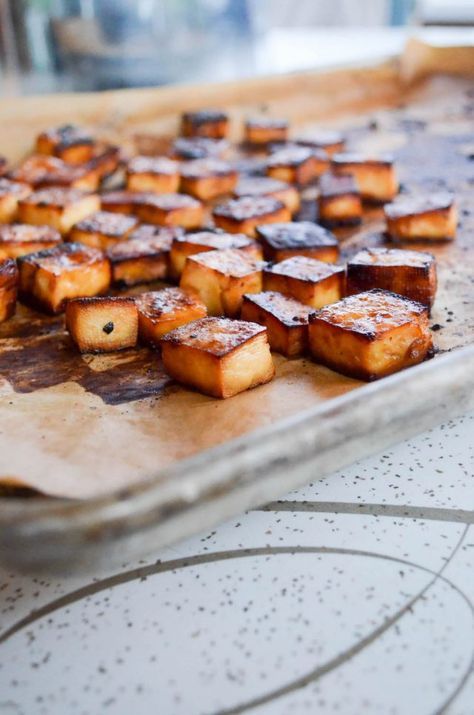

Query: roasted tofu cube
left=295, top=130, right=346, bottom=157
left=169, top=230, right=262, bottom=281
left=9, top=155, right=101, bottom=191
left=244, top=118, right=289, bottom=146
left=233, top=176, right=300, bottom=215
left=212, top=196, right=291, bottom=238
left=263, top=256, right=344, bottom=308
left=0, top=178, right=32, bottom=223
left=136, top=193, right=204, bottom=230
left=241, top=291, right=312, bottom=357
left=17, top=188, right=100, bottom=236
left=107, top=225, right=181, bottom=286
left=18, top=243, right=111, bottom=314
left=100, top=190, right=154, bottom=215
left=126, top=156, right=180, bottom=194
left=180, top=159, right=238, bottom=201
left=332, top=153, right=398, bottom=203
left=161, top=317, right=274, bottom=398
left=135, top=287, right=207, bottom=345
left=256, top=222, right=339, bottom=263
left=318, top=172, right=362, bottom=227
left=308, top=289, right=433, bottom=380
left=69, top=210, right=138, bottom=250
left=347, top=247, right=437, bottom=310
left=266, top=146, right=329, bottom=186
left=384, top=193, right=457, bottom=241
left=66, top=296, right=138, bottom=353
left=0, top=224, right=61, bottom=260
left=0, top=157, right=8, bottom=176
left=0, top=259, right=18, bottom=323
left=35, top=124, right=94, bottom=164
left=87, top=145, right=122, bottom=183
left=170, top=137, right=229, bottom=161
left=180, top=248, right=263, bottom=317
left=180, top=110, right=229, bottom=139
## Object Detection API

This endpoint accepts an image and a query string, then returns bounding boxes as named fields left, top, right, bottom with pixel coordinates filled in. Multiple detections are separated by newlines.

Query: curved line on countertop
left=258, top=501, right=474, bottom=524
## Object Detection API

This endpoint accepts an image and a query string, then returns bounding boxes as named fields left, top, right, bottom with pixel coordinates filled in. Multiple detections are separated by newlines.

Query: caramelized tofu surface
left=213, top=196, right=290, bottom=237
left=180, top=248, right=263, bottom=317
left=295, top=130, right=346, bottom=156
left=101, top=190, right=155, bottom=215
left=161, top=317, right=274, bottom=398
left=266, top=146, right=329, bottom=185
left=309, top=289, right=432, bottom=380
left=135, top=287, right=207, bottom=344
left=171, top=137, right=229, bottom=160
left=0, top=224, right=61, bottom=259
left=256, top=221, right=339, bottom=263
left=126, top=156, right=180, bottom=194
left=332, top=153, right=398, bottom=202
left=234, top=176, right=300, bottom=214
left=107, top=226, right=180, bottom=286
left=241, top=291, right=312, bottom=357
left=0, top=178, right=32, bottom=223
left=263, top=255, right=344, bottom=308
left=136, top=193, right=204, bottom=229
left=0, top=259, right=18, bottom=322
left=318, top=172, right=362, bottom=227
left=18, top=188, right=100, bottom=235
left=18, top=242, right=111, bottom=314
left=10, top=155, right=101, bottom=191
left=169, top=230, right=262, bottom=280
left=35, top=124, right=94, bottom=164
left=180, top=110, right=229, bottom=139
left=180, top=159, right=238, bottom=200
left=66, top=296, right=138, bottom=353
left=245, top=118, right=288, bottom=146
left=347, top=247, right=437, bottom=309
left=384, top=193, right=457, bottom=241
left=69, top=210, right=138, bottom=250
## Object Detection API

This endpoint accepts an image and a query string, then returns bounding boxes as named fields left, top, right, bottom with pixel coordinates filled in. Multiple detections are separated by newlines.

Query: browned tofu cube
left=332, top=153, right=398, bottom=203
left=100, top=190, right=154, bottom=215
left=241, top=291, right=312, bottom=357
left=161, top=317, right=274, bottom=398
left=384, top=193, right=457, bottom=241
left=233, top=176, right=300, bottom=215
left=35, top=124, right=94, bottom=164
left=0, top=224, right=61, bottom=260
left=180, top=248, right=263, bottom=317
left=17, top=188, right=100, bottom=236
left=0, top=259, right=18, bottom=323
left=136, top=193, right=204, bottom=230
left=180, top=159, right=238, bottom=200
left=69, top=210, right=138, bottom=250
left=170, top=137, right=229, bottom=160
left=263, top=256, right=344, bottom=308
left=295, top=130, right=346, bottom=157
left=169, top=230, right=262, bottom=281
left=126, top=156, right=180, bottom=194
left=66, top=296, right=138, bottom=353
left=256, top=222, right=339, bottom=263
left=212, top=196, right=291, bottom=238
left=244, top=118, right=289, bottom=146
left=87, top=145, right=122, bottom=184
left=18, top=243, right=111, bottom=314
left=135, top=287, right=207, bottom=345
left=318, top=172, right=362, bottom=227
left=107, top=225, right=181, bottom=286
left=347, top=247, right=437, bottom=310
left=0, top=157, right=8, bottom=176
left=308, top=289, right=433, bottom=380
left=266, top=146, right=329, bottom=186
left=180, top=110, right=229, bottom=139
left=9, top=155, right=101, bottom=191
left=0, top=178, right=32, bottom=223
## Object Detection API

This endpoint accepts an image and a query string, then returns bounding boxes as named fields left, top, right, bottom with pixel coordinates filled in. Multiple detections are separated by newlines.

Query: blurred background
left=0, top=0, right=473, bottom=95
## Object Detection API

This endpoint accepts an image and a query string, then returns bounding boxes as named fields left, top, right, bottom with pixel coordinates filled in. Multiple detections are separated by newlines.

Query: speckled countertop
left=0, top=411, right=473, bottom=715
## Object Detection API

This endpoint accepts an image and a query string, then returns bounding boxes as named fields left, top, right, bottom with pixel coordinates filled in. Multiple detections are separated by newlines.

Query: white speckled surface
left=0, top=411, right=472, bottom=714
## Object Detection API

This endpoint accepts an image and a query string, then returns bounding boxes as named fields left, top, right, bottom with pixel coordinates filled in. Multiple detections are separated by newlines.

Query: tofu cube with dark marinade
left=0, top=259, right=18, bottom=322
left=0, top=224, right=61, bottom=260
left=384, top=193, right=457, bottom=241
left=233, top=176, right=300, bottom=215
left=241, top=291, right=312, bottom=357
left=17, top=188, right=100, bottom=236
left=135, top=287, right=207, bottom=345
left=107, top=225, right=181, bottom=286
left=69, top=210, right=138, bottom=250
left=318, top=172, right=362, bottom=227
left=66, top=296, right=138, bottom=353
left=244, top=118, right=289, bottom=146
left=180, top=248, right=263, bottom=317
left=0, top=178, right=32, bottom=223
left=212, top=196, right=291, bottom=238
left=180, top=159, right=238, bottom=201
left=331, top=153, right=398, bottom=203
left=135, top=193, right=204, bottom=230
left=126, top=156, right=180, bottom=194
left=346, top=247, right=437, bottom=310
left=18, top=243, right=111, bottom=314
left=161, top=317, right=275, bottom=399
left=35, top=124, right=95, bottom=164
left=256, top=222, right=339, bottom=263
left=263, top=256, right=344, bottom=309
left=180, top=110, right=229, bottom=139
left=308, top=289, right=433, bottom=380
left=266, top=146, right=329, bottom=186
left=100, top=190, right=154, bottom=216
left=170, top=137, right=230, bottom=161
